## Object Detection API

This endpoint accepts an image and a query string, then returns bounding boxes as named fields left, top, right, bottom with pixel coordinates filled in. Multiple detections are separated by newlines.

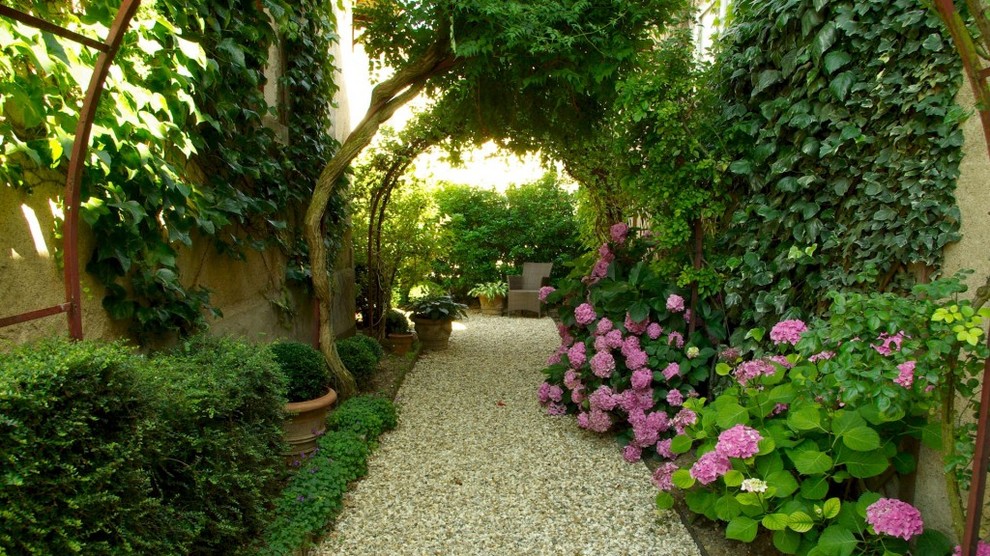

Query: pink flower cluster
left=866, top=498, right=923, bottom=541
left=894, top=360, right=916, bottom=388
left=577, top=409, right=612, bottom=432
left=666, top=294, right=685, bottom=313
left=734, top=359, right=775, bottom=386
left=590, top=350, right=616, bottom=378
left=715, top=425, right=762, bottom=459
left=567, top=342, right=587, bottom=369
left=662, top=362, right=681, bottom=381
left=589, top=385, right=619, bottom=411
left=625, top=313, right=648, bottom=335
left=575, top=303, right=597, bottom=326
left=647, top=322, right=663, bottom=340
left=770, top=319, right=808, bottom=346
left=596, top=317, right=614, bottom=335
left=873, top=331, right=907, bottom=356
left=631, top=367, right=652, bottom=389
left=610, top=222, right=629, bottom=243
left=955, top=541, right=990, bottom=556
left=690, top=450, right=731, bottom=485
left=667, top=331, right=684, bottom=349
left=588, top=244, right=614, bottom=284
left=652, top=462, right=678, bottom=491
left=594, top=329, right=623, bottom=352
left=538, top=286, right=556, bottom=302
left=808, top=350, right=835, bottom=363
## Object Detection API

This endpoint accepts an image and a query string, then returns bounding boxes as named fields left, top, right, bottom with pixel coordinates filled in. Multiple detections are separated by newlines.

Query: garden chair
left=507, top=262, right=553, bottom=317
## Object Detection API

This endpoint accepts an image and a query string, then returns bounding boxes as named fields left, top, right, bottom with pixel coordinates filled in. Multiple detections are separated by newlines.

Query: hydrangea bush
left=538, top=223, right=726, bottom=463
left=658, top=276, right=988, bottom=555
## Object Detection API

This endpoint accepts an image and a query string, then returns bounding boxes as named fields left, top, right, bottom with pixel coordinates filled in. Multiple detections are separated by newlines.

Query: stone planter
left=413, top=317, right=453, bottom=351
left=283, top=388, right=337, bottom=462
left=387, top=332, right=415, bottom=355
left=479, top=294, right=504, bottom=315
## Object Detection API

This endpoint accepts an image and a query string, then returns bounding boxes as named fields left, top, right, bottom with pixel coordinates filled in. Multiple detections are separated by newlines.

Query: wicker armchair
left=506, top=263, right=553, bottom=317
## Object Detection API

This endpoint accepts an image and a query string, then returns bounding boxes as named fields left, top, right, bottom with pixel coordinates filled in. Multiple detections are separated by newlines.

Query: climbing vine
left=715, top=0, right=965, bottom=333
left=0, top=0, right=342, bottom=337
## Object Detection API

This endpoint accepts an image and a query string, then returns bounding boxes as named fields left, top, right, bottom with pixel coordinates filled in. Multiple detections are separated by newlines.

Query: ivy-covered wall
left=0, top=0, right=355, bottom=343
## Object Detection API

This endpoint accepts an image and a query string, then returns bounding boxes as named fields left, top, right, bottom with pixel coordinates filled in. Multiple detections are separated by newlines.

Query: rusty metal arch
left=0, top=0, right=141, bottom=339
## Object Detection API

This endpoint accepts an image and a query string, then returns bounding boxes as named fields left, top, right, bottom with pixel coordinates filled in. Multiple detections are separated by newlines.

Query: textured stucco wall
left=916, top=85, right=990, bottom=539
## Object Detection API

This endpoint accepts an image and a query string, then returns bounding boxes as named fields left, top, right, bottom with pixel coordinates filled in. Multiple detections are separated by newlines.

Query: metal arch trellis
left=0, top=0, right=141, bottom=339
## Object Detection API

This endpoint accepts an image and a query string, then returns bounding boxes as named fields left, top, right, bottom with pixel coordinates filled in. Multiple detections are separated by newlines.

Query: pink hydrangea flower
left=537, top=382, right=552, bottom=404
left=769, top=355, right=792, bottom=369
left=575, top=303, right=597, bottom=326
left=622, top=443, right=643, bottom=462
left=590, top=350, right=616, bottom=378
left=589, top=386, right=618, bottom=411
left=771, top=403, right=789, bottom=416
left=666, top=389, right=684, bottom=407
left=546, top=351, right=562, bottom=365
left=667, top=331, right=685, bottom=349
left=619, top=388, right=655, bottom=413
left=547, top=385, right=563, bottom=403
left=631, top=367, right=653, bottom=390
left=571, top=387, right=586, bottom=403
left=652, top=462, right=679, bottom=491
left=734, top=359, right=776, bottom=386
left=567, top=342, right=587, bottom=369
left=808, top=351, right=835, bottom=363
left=596, top=317, right=614, bottom=335
left=546, top=403, right=567, bottom=416
left=690, top=451, right=731, bottom=485
left=715, top=424, right=763, bottom=459
left=666, top=294, right=685, bottom=313
left=894, top=360, right=916, bottom=388
left=873, top=331, right=907, bottom=356
left=625, top=313, right=648, bottom=335
left=954, top=541, right=990, bottom=556
left=683, top=309, right=692, bottom=323
left=662, top=362, right=681, bottom=381
left=589, top=258, right=611, bottom=283
left=656, top=439, right=675, bottom=460
left=576, top=409, right=612, bottom=433
left=621, top=336, right=641, bottom=356
left=673, top=408, right=697, bottom=434
left=610, top=222, right=629, bottom=243
left=647, top=322, right=663, bottom=340
left=538, top=286, right=556, bottom=302
left=605, top=329, right=624, bottom=349
left=563, top=369, right=583, bottom=390
left=625, top=349, right=648, bottom=370
left=866, top=498, right=924, bottom=541
left=770, top=319, right=808, bottom=345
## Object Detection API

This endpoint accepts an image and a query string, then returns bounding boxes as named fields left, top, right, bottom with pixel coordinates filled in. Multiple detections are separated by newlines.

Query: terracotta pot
left=479, top=294, right=504, bottom=315
left=387, top=332, right=415, bottom=355
left=413, top=317, right=453, bottom=350
left=283, top=388, right=337, bottom=462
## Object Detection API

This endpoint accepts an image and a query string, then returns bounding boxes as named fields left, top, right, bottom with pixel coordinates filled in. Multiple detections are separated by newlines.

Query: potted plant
left=270, top=341, right=337, bottom=462
left=385, top=308, right=415, bottom=355
left=468, top=281, right=508, bottom=315
left=402, top=294, right=468, bottom=351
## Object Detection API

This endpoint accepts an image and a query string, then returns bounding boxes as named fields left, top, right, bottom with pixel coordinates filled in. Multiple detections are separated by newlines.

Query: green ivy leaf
left=823, top=50, right=851, bottom=74
left=829, top=71, right=854, bottom=101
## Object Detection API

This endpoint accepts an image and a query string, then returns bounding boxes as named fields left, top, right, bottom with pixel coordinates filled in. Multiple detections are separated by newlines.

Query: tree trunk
left=303, top=41, right=457, bottom=398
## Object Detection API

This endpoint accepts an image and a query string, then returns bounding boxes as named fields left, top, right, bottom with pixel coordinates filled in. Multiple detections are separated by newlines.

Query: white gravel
left=316, top=313, right=700, bottom=556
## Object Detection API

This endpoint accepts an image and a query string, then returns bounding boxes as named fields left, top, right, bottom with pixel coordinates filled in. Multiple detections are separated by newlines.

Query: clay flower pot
left=387, top=332, right=415, bottom=355
left=413, top=317, right=453, bottom=351
left=479, top=294, right=504, bottom=315
left=283, top=388, right=337, bottom=462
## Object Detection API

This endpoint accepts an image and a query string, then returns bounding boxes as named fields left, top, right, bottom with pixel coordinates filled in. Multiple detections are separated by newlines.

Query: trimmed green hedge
left=0, top=335, right=288, bottom=555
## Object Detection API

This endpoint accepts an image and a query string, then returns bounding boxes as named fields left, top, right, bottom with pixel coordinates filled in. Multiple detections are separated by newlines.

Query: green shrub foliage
left=335, top=337, right=379, bottom=384
left=385, top=309, right=412, bottom=334
left=259, top=396, right=397, bottom=555
left=0, top=335, right=288, bottom=555
left=716, top=0, right=965, bottom=331
left=0, top=339, right=170, bottom=555
left=270, top=341, right=331, bottom=402
left=349, top=334, right=386, bottom=362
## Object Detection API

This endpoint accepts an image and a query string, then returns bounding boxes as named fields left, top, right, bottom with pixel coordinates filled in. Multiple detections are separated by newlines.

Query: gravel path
left=316, top=313, right=701, bottom=556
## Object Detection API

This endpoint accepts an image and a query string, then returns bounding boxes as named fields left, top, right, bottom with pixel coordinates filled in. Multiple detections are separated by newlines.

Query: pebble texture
left=317, top=313, right=700, bottom=556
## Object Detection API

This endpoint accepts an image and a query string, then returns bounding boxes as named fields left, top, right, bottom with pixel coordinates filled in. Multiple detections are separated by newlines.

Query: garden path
left=316, top=313, right=701, bottom=556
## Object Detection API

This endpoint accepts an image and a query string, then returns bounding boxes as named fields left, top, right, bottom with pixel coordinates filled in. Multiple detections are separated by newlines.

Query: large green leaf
left=774, top=529, right=802, bottom=554
left=726, top=516, right=759, bottom=542
left=787, top=406, right=822, bottom=431
left=790, top=450, right=834, bottom=475
left=840, top=426, right=881, bottom=451
left=817, top=525, right=858, bottom=556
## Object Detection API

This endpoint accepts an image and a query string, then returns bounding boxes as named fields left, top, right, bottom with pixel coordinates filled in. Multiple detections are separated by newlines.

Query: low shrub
left=258, top=396, right=397, bottom=555
left=270, top=341, right=331, bottom=402
left=144, top=335, right=287, bottom=555
left=0, top=338, right=172, bottom=555
left=336, top=337, right=379, bottom=385
left=327, top=395, right=398, bottom=441
left=349, top=334, right=385, bottom=362
left=385, top=309, right=411, bottom=334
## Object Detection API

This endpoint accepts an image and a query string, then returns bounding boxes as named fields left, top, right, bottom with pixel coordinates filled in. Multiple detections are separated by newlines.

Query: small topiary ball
left=350, top=334, right=385, bottom=362
left=270, top=341, right=330, bottom=402
left=335, top=338, right=378, bottom=384
left=385, top=309, right=411, bottom=334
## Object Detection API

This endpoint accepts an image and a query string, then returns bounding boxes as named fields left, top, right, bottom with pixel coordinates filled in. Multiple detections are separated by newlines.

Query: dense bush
left=143, top=335, right=288, bottom=555
left=385, top=309, right=412, bottom=334
left=335, top=337, right=380, bottom=385
left=349, top=334, right=386, bottom=362
left=0, top=339, right=170, bottom=555
left=258, top=396, right=398, bottom=555
left=0, top=335, right=288, bottom=556
left=270, top=341, right=331, bottom=402
left=539, top=224, right=725, bottom=462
